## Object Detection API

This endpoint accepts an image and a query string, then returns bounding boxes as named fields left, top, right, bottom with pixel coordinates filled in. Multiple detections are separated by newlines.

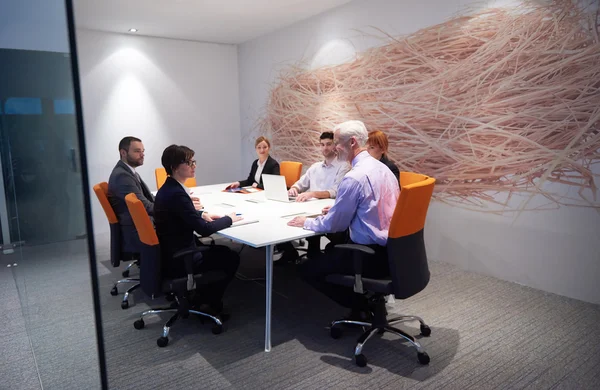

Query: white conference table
left=185, top=182, right=334, bottom=352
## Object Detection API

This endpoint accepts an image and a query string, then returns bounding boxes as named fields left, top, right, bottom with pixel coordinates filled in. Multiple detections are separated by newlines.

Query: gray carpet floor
left=0, top=239, right=101, bottom=390
left=1, top=235, right=599, bottom=389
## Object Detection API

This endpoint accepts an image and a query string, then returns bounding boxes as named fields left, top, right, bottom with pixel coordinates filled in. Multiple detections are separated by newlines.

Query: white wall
left=0, top=0, right=69, bottom=52
left=238, top=0, right=600, bottom=304
left=77, top=29, right=242, bottom=235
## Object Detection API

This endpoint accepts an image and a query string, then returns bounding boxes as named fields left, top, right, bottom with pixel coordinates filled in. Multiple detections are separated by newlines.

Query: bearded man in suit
left=107, top=136, right=155, bottom=253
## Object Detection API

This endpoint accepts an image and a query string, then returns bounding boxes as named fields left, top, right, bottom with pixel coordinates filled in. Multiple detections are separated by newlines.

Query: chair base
left=121, top=260, right=140, bottom=277
left=110, top=279, right=140, bottom=309
left=133, top=304, right=224, bottom=347
left=329, top=295, right=431, bottom=367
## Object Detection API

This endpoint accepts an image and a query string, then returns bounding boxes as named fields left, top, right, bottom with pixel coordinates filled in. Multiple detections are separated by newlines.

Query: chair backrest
left=387, top=172, right=436, bottom=299
left=155, top=168, right=168, bottom=189
left=93, top=182, right=117, bottom=224
left=125, top=193, right=162, bottom=296
left=93, top=182, right=122, bottom=267
left=155, top=167, right=197, bottom=189
left=399, top=171, right=428, bottom=187
left=184, top=177, right=197, bottom=187
left=280, top=161, right=302, bottom=188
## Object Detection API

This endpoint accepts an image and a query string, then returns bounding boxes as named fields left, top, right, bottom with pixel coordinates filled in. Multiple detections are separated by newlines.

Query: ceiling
left=74, top=0, right=353, bottom=44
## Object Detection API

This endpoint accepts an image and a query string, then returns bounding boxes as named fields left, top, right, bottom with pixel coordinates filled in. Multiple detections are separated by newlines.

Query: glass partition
left=0, top=1, right=106, bottom=389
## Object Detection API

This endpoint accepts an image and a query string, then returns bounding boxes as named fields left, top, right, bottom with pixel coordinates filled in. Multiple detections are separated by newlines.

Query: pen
left=221, top=203, right=235, bottom=207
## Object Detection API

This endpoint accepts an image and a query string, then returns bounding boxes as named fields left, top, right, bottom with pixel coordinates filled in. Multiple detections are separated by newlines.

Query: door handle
left=69, top=148, right=78, bottom=173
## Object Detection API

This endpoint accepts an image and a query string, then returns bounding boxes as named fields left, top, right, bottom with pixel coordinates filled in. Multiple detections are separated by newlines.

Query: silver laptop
left=262, top=174, right=296, bottom=202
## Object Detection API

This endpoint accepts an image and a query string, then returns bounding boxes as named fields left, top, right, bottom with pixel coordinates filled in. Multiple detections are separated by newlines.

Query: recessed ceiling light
left=129, top=28, right=138, bottom=33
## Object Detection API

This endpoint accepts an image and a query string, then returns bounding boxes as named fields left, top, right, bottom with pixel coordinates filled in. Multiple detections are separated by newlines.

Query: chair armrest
left=334, top=244, right=376, bottom=294
left=172, top=246, right=210, bottom=259
left=334, top=244, right=376, bottom=255
left=173, top=247, right=210, bottom=293
left=334, top=244, right=376, bottom=274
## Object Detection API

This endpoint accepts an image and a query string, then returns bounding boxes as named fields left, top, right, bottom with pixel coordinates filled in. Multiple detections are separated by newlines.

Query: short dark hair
left=118, top=136, right=142, bottom=152
left=161, top=144, right=195, bottom=176
left=320, top=131, right=334, bottom=140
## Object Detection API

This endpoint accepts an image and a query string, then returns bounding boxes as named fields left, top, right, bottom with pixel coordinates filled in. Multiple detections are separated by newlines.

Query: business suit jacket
left=107, top=160, right=155, bottom=252
left=154, top=177, right=233, bottom=277
left=238, top=155, right=280, bottom=189
left=380, top=154, right=400, bottom=182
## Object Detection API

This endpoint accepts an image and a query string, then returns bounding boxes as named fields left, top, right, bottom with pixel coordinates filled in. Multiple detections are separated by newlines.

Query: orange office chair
left=280, top=161, right=302, bottom=188
left=326, top=172, right=436, bottom=367
left=93, top=182, right=140, bottom=309
left=125, top=193, right=227, bottom=347
left=155, top=167, right=197, bottom=190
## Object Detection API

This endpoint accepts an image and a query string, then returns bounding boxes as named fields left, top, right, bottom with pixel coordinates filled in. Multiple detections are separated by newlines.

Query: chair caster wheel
left=110, top=287, right=118, bottom=296
left=121, top=301, right=129, bottom=310
left=355, top=354, right=367, bottom=367
left=420, top=324, right=431, bottom=337
left=330, top=327, right=342, bottom=339
left=133, top=319, right=145, bottom=330
left=418, top=352, right=430, bottom=365
left=212, top=325, right=223, bottom=335
left=122, top=270, right=130, bottom=277
left=157, top=336, right=169, bottom=348
left=165, top=293, right=175, bottom=302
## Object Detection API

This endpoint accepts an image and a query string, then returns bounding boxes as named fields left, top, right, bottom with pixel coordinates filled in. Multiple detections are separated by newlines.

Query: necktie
left=135, top=172, right=153, bottom=200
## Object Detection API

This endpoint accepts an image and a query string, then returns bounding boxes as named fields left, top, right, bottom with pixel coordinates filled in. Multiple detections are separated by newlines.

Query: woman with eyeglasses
left=154, top=144, right=242, bottom=318
left=226, top=136, right=280, bottom=190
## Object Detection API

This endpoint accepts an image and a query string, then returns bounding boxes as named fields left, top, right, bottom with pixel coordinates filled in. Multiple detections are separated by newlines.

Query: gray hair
left=334, top=120, right=368, bottom=147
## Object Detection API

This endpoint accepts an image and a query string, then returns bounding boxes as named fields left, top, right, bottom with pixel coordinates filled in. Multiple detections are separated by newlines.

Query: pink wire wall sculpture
left=259, top=0, right=600, bottom=211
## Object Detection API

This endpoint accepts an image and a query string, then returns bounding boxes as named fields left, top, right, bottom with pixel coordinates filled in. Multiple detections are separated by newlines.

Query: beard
left=126, top=155, right=143, bottom=167
left=336, top=148, right=350, bottom=162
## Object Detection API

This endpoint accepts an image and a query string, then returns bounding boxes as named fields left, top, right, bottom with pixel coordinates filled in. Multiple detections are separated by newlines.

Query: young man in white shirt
left=288, top=131, right=350, bottom=202
left=278, top=132, right=351, bottom=262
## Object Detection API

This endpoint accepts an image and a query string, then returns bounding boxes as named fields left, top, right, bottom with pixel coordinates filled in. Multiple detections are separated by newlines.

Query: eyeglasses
left=184, top=160, right=197, bottom=167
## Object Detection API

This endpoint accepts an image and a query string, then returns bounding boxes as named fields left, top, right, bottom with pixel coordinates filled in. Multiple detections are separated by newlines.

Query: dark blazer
left=238, top=155, right=280, bottom=189
left=154, top=177, right=233, bottom=277
left=107, top=160, right=155, bottom=252
left=380, top=154, right=400, bottom=182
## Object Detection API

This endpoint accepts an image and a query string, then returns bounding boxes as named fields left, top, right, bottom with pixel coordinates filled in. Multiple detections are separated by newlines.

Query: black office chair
left=125, top=193, right=226, bottom=347
left=327, top=172, right=435, bottom=367
left=93, top=182, right=140, bottom=309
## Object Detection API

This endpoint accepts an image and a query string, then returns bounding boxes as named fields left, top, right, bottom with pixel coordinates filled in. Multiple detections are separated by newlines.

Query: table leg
left=265, top=244, right=273, bottom=352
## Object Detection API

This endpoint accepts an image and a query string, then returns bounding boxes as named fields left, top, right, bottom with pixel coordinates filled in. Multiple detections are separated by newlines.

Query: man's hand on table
left=287, top=216, right=307, bottom=227
left=295, top=192, right=313, bottom=202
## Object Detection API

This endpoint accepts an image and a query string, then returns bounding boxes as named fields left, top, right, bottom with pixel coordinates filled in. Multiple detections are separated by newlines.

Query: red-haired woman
left=367, top=130, right=399, bottom=181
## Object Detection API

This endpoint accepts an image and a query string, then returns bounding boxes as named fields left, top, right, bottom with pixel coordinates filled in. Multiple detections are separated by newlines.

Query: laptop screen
left=262, top=174, right=292, bottom=202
